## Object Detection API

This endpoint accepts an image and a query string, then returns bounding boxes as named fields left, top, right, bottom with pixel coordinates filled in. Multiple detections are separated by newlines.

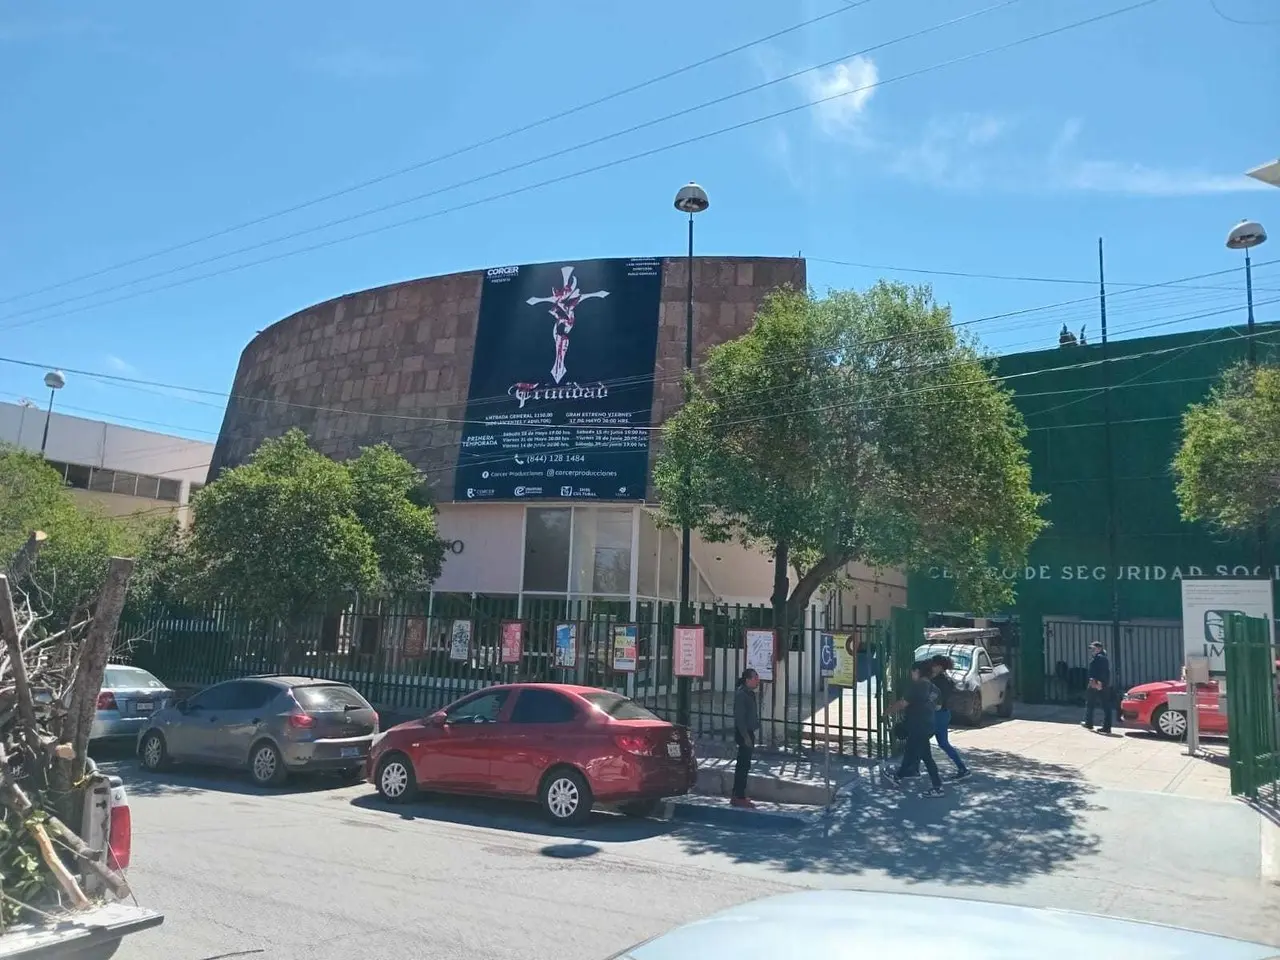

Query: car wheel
left=375, top=753, right=417, bottom=803
left=138, top=731, right=169, bottom=771
left=540, top=767, right=593, bottom=825
left=618, top=798, right=663, bottom=819
left=1152, top=704, right=1188, bottom=740
left=964, top=691, right=984, bottom=726
left=248, top=740, right=288, bottom=787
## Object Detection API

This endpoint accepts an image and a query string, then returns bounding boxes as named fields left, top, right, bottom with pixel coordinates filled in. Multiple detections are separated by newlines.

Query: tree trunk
left=54, top=557, right=135, bottom=824
left=771, top=541, right=790, bottom=659
left=785, top=552, right=854, bottom=633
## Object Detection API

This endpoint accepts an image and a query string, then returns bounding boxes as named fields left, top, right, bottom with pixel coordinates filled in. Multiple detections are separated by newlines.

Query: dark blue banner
left=453, top=257, right=663, bottom=502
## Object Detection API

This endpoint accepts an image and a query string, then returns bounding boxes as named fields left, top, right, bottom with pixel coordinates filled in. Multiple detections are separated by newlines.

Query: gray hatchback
left=136, top=676, right=379, bottom=787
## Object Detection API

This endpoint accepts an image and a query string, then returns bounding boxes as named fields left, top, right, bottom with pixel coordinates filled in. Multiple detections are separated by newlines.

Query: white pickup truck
left=0, top=771, right=163, bottom=960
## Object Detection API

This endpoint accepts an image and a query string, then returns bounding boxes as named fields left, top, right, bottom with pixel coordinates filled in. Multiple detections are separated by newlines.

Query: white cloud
left=104, top=355, right=136, bottom=375
left=800, top=56, right=879, bottom=136
left=887, top=114, right=1262, bottom=196
left=304, top=48, right=420, bottom=80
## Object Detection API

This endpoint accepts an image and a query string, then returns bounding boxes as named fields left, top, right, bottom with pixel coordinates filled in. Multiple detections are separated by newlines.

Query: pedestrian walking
left=928, top=655, right=970, bottom=780
left=1082, top=640, right=1114, bottom=734
left=732, top=667, right=760, bottom=809
left=885, top=661, right=945, bottom=798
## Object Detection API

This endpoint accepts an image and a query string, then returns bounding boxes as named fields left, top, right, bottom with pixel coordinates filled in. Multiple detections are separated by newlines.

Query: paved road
left=103, top=743, right=1280, bottom=960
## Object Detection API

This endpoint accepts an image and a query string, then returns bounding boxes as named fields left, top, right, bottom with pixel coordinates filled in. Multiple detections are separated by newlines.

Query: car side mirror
left=426, top=711, right=447, bottom=727
left=174, top=700, right=188, bottom=713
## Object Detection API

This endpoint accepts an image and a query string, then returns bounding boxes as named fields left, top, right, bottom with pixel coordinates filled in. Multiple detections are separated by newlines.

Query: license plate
left=134, top=702, right=154, bottom=713
left=666, top=743, right=682, bottom=759
left=340, top=746, right=362, bottom=758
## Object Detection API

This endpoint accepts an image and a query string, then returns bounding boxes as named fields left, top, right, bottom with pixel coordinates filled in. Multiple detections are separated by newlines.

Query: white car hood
left=615, top=891, right=1275, bottom=960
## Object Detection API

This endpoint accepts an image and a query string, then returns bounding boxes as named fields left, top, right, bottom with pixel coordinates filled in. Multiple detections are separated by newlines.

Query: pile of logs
left=0, top=532, right=134, bottom=931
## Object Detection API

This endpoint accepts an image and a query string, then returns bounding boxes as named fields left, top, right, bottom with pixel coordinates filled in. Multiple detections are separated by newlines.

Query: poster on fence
left=500, top=620, right=524, bottom=665
left=449, top=619, right=473, bottom=662
left=403, top=616, right=426, bottom=658
left=554, top=622, right=578, bottom=669
left=830, top=632, right=857, bottom=687
left=745, top=628, right=776, bottom=681
left=612, top=624, right=638, bottom=673
left=673, top=626, right=704, bottom=678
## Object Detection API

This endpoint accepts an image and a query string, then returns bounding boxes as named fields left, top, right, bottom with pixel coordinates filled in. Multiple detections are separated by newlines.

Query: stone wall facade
left=211, top=256, right=806, bottom=499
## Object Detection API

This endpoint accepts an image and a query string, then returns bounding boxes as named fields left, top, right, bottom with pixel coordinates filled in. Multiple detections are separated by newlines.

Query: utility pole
left=1099, top=239, right=1121, bottom=683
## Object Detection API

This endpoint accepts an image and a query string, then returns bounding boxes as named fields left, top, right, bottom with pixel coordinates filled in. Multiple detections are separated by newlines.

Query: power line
left=0, top=0, right=1018, bottom=327
left=0, top=1, right=881, bottom=308
left=61, top=297, right=1280, bottom=483
left=0, top=0, right=1161, bottom=333
left=3, top=257, right=1268, bottom=437
left=810, top=256, right=1280, bottom=295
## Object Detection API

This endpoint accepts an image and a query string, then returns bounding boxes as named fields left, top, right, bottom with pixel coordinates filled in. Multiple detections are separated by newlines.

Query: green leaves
left=1173, top=362, right=1280, bottom=532
left=654, top=282, right=1047, bottom=619
left=184, top=429, right=446, bottom=624
left=0, top=447, right=154, bottom=628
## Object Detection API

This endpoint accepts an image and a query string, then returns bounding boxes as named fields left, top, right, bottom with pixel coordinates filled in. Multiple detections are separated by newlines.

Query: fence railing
left=1223, top=614, right=1280, bottom=806
left=1043, top=619, right=1184, bottom=703
left=118, top=595, right=899, bottom=759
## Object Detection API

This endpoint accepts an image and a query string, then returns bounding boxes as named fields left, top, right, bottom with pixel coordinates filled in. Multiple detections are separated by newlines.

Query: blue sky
left=1, top=0, right=1277, bottom=443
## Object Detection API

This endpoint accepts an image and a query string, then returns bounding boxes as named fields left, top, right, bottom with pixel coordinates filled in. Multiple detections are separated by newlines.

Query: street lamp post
left=39, top=370, right=66, bottom=456
left=673, top=181, right=709, bottom=729
left=1226, top=219, right=1267, bottom=365
left=1226, top=220, right=1268, bottom=569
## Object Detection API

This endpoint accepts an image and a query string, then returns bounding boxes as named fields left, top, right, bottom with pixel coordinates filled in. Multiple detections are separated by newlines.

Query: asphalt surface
left=101, top=748, right=1280, bottom=960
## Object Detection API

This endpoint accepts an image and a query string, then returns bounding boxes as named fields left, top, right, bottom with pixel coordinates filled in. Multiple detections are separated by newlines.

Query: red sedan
left=366, top=683, right=697, bottom=824
left=1120, top=659, right=1280, bottom=740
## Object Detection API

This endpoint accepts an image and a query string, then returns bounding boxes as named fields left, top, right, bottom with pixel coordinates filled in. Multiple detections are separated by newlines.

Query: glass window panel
left=523, top=507, right=571, bottom=592
left=89, top=469, right=115, bottom=493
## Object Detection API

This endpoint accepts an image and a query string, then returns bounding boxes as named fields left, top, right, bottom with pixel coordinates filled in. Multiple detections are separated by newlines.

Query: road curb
left=1261, top=811, right=1280, bottom=885
left=664, top=799, right=812, bottom=831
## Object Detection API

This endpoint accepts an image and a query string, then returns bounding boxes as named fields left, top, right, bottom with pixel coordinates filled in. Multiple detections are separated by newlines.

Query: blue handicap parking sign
left=819, top=632, right=836, bottom=677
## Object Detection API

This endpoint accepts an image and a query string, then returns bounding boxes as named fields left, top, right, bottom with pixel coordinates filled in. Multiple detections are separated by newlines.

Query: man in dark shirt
left=886, top=662, right=944, bottom=797
left=1082, top=640, right=1113, bottom=734
left=732, top=668, right=760, bottom=808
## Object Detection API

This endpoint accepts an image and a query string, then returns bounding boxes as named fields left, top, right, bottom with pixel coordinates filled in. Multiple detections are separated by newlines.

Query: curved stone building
left=211, top=255, right=805, bottom=490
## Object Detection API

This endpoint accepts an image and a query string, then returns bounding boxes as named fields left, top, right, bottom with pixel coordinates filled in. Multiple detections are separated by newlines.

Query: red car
left=1120, top=661, right=1280, bottom=739
left=1119, top=679, right=1228, bottom=739
left=366, top=683, right=697, bottom=824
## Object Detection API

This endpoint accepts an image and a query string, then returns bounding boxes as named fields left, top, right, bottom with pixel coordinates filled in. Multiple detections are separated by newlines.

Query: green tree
left=1173, top=362, right=1280, bottom=531
left=184, top=430, right=446, bottom=633
left=654, top=283, right=1046, bottom=632
left=0, top=447, right=149, bottom=628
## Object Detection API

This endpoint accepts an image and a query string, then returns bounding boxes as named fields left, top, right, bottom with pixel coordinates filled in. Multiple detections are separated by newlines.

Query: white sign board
left=744, top=628, right=776, bottom=682
left=1181, top=578, right=1274, bottom=674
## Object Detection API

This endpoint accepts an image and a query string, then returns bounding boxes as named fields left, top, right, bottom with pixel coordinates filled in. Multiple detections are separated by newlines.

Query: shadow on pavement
left=674, top=747, right=1103, bottom=887
left=93, top=751, right=359, bottom=798
left=348, top=791, right=674, bottom=843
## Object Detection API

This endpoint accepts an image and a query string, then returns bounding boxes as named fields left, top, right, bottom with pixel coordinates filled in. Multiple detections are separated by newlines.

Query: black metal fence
left=1042, top=619, right=1184, bottom=703
left=117, top=594, right=899, bottom=759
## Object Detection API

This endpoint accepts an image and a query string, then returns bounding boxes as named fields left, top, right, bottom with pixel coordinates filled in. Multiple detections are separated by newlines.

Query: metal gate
left=1043, top=619, right=1183, bottom=703
left=1223, top=613, right=1280, bottom=804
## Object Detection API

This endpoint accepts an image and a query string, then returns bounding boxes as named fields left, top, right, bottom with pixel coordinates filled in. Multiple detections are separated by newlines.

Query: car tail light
left=287, top=712, right=315, bottom=729
left=614, top=734, right=656, bottom=756
left=108, top=790, right=131, bottom=870
left=97, top=691, right=117, bottom=711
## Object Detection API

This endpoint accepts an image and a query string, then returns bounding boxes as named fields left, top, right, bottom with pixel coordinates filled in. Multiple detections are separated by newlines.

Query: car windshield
left=914, top=646, right=974, bottom=671
left=293, top=684, right=369, bottom=711
left=580, top=691, right=660, bottom=721
left=103, top=667, right=166, bottom=690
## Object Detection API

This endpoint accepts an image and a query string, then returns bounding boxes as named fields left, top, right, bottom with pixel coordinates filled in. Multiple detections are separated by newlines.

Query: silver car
left=90, top=664, right=175, bottom=742
left=915, top=641, right=1014, bottom=725
left=136, top=675, right=379, bottom=787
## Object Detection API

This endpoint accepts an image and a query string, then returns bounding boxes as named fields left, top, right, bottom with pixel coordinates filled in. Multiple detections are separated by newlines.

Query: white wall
left=432, top=503, right=525, bottom=594
left=0, top=401, right=212, bottom=484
